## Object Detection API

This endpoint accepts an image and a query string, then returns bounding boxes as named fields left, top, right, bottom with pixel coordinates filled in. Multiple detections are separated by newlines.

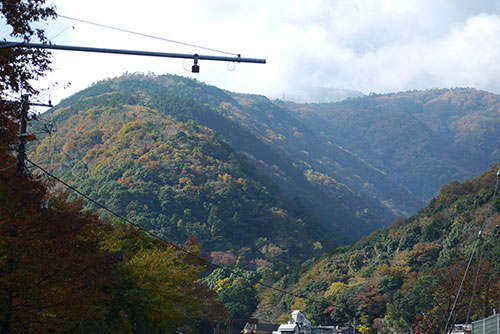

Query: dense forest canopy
left=0, top=93, right=227, bottom=334
left=285, top=88, right=500, bottom=201
left=0, top=2, right=228, bottom=333
left=26, top=73, right=500, bottom=333
left=3, top=2, right=500, bottom=332
left=262, top=165, right=500, bottom=334
left=36, top=74, right=432, bottom=243
left=30, top=90, right=329, bottom=265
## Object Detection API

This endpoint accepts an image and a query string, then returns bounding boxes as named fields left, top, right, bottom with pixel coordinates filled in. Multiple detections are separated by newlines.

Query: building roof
left=243, top=322, right=281, bottom=334
left=278, top=324, right=298, bottom=331
left=255, top=324, right=280, bottom=331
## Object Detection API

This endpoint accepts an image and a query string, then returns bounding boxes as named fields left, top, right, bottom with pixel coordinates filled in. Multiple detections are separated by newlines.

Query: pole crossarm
left=0, top=41, right=266, bottom=64
left=29, top=102, right=53, bottom=107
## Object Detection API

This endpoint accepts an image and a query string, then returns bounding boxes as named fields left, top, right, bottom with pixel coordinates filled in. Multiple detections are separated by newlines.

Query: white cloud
left=3, top=0, right=500, bottom=103
left=341, top=13, right=500, bottom=93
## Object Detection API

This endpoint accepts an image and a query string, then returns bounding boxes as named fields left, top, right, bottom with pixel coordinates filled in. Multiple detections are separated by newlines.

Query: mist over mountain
left=284, top=88, right=500, bottom=201
left=280, top=86, right=364, bottom=103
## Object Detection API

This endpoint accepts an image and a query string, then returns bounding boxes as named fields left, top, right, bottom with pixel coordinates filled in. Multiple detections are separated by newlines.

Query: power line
left=465, top=247, right=483, bottom=324
left=443, top=236, right=480, bottom=334
left=464, top=170, right=500, bottom=324
left=443, top=170, right=500, bottom=334
left=0, top=163, right=16, bottom=173
left=49, top=24, right=77, bottom=41
left=26, top=158, right=321, bottom=304
left=1, top=1, right=238, bottom=56
left=58, top=14, right=239, bottom=56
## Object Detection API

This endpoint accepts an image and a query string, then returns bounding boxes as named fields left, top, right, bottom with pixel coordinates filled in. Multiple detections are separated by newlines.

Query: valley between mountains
left=27, top=73, right=500, bottom=328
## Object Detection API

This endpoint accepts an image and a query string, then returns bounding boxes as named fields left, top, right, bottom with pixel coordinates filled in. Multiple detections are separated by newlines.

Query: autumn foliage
left=0, top=0, right=56, bottom=96
left=0, top=100, right=227, bottom=333
left=0, top=2, right=232, bottom=332
left=263, top=165, right=500, bottom=333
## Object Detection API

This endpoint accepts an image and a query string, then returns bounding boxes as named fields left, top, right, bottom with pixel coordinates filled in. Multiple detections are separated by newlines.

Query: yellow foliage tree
left=324, top=282, right=347, bottom=301
left=103, top=237, right=228, bottom=333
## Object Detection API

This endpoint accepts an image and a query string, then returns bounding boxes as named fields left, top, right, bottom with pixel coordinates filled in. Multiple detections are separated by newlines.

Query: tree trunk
left=1, top=292, right=13, bottom=334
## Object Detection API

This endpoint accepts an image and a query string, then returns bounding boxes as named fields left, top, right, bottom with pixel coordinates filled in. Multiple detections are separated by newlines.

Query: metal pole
left=0, top=94, right=29, bottom=334
left=16, top=94, right=29, bottom=175
left=0, top=41, right=266, bottom=64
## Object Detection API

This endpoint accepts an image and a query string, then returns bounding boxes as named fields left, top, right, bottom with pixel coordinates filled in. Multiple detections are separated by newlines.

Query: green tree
left=330, top=285, right=360, bottom=326
left=84, top=228, right=228, bottom=333
left=204, top=268, right=259, bottom=324
left=118, top=245, right=226, bottom=332
left=348, top=253, right=365, bottom=273
left=305, top=298, right=333, bottom=325
left=391, top=275, right=438, bottom=328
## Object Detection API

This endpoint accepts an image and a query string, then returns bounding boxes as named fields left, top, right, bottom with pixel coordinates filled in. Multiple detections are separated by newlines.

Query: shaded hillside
left=29, top=92, right=330, bottom=266
left=38, top=74, right=425, bottom=243
left=218, top=92, right=424, bottom=220
left=258, top=164, right=500, bottom=334
left=138, top=75, right=424, bottom=219
left=285, top=89, right=500, bottom=200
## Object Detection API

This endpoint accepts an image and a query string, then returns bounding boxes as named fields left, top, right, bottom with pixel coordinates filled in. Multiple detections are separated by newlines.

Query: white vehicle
left=273, top=311, right=312, bottom=334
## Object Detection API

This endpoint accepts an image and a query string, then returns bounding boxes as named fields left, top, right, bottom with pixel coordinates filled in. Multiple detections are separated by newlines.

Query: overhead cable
left=465, top=248, right=483, bottom=324
left=58, top=14, right=239, bottom=56
left=0, top=163, right=16, bottom=173
left=26, top=158, right=321, bottom=304
left=443, top=170, right=500, bottom=334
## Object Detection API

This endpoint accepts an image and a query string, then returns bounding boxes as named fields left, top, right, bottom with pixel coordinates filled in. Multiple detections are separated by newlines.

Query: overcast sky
left=4, top=0, right=500, bottom=104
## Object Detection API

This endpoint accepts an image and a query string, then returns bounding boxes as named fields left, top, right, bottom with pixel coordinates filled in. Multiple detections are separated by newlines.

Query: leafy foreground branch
left=0, top=111, right=227, bottom=333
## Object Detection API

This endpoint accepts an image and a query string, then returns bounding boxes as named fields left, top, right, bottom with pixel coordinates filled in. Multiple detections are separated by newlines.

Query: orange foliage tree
left=0, top=91, right=113, bottom=333
left=0, top=0, right=56, bottom=96
left=422, top=261, right=498, bottom=334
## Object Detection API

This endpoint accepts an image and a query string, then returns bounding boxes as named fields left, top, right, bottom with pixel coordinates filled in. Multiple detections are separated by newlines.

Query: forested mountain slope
left=29, top=88, right=329, bottom=266
left=31, top=74, right=425, bottom=245
left=284, top=89, right=500, bottom=201
left=259, top=164, right=500, bottom=334
left=27, top=74, right=500, bottom=331
left=216, top=91, right=424, bottom=226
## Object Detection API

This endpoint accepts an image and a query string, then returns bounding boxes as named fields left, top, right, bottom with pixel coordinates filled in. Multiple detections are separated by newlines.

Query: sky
left=3, top=0, right=500, bottom=104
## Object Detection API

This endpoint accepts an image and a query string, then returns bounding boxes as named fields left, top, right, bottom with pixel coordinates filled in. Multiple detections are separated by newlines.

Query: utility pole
left=1, top=94, right=31, bottom=334
left=1, top=94, right=30, bottom=334
left=11, top=94, right=51, bottom=176
left=16, top=94, right=29, bottom=175
left=496, top=224, right=500, bottom=314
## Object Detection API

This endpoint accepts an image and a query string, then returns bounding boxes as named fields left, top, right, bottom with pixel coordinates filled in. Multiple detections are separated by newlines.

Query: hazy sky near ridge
left=3, top=0, right=500, bottom=103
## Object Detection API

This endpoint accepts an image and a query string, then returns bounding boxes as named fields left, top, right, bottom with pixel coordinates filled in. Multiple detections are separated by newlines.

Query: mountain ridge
left=45, top=74, right=424, bottom=241
left=32, top=89, right=329, bottom=266
left=31, top=74, right=500, bottom=253
left=284, top=88, right=500, bottom=201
